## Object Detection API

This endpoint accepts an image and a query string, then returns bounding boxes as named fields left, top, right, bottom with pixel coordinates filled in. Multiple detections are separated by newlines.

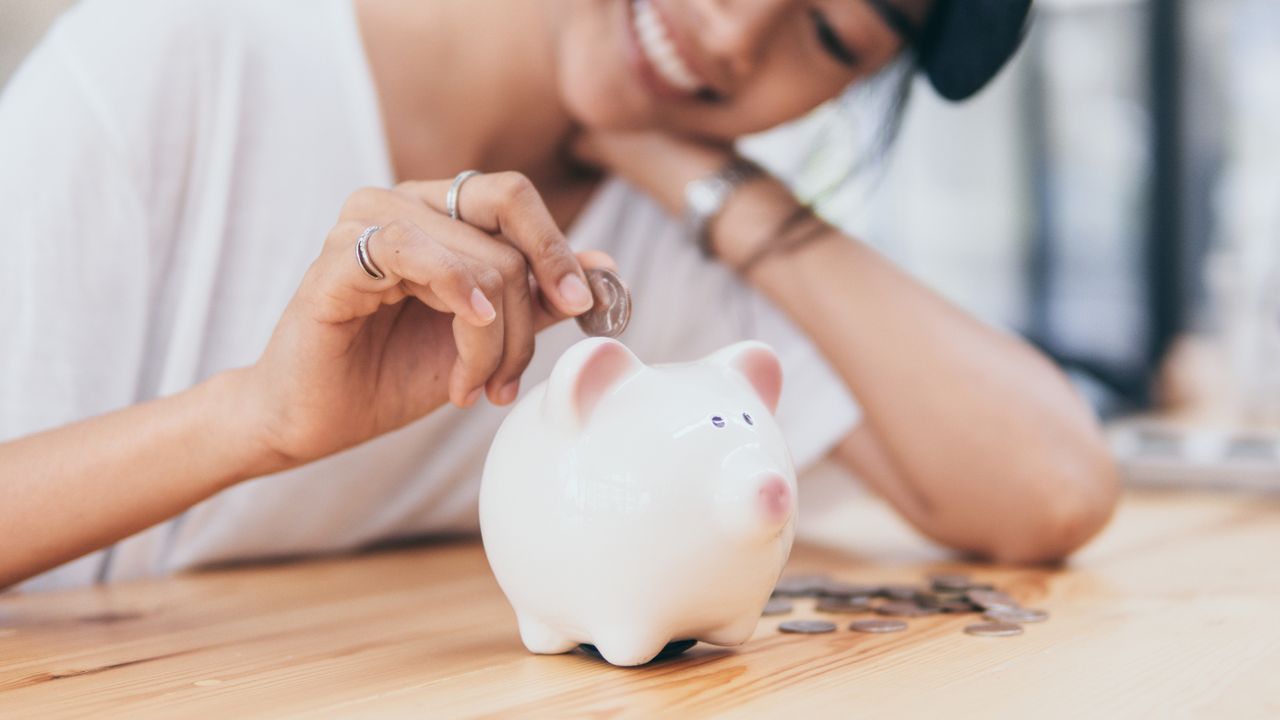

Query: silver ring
left=447, top=170, right=482, bottom=222
left=355, top=225, right=385, bottom=280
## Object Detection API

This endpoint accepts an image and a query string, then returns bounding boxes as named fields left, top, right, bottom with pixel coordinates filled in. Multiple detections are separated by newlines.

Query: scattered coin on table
left=879, top=585, right=921, bottom=601
left=849, top=619, right=908, bottom=634
left=762, top=598, right=794, bottom=616
left=779, top=620, right=838, bottom=634
left=574, top=268, right=631, bottom=338
left=815, top=597, right=872, bottom=614
left=964, top=621, right=1024, bottom=637
left=876, top=601, right=940, bottom=618
left=765, top=571, right=1047, bottom=640
left=928, top=573, right=973, bottom=591
left=984, top=607, right=1049, bottom=624
left=966, top=589, right=1020, bottom=611
left=772, top=574, right=829, bottom=597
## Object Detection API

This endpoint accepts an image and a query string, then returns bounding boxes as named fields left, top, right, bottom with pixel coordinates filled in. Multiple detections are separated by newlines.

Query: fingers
left=397, top=173, right=595, bottom=318
left=307, top=220, right=495, bottom=328
left=333, top=184, right=623, bottom=409
left=369, top=220, right=498, bottom=328
left=530, top=250, right=620, bottom=332
left=438, top=234, right=533, bottom=406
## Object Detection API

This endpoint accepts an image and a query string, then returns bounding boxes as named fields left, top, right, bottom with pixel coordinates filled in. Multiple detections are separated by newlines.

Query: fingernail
left=463, top=387, right=482, bottom=407
left=498, top=380, right=519, bottom=405
left=470, top=288, right=497, bottom=322
left=559, top=274, right=593, bottom=313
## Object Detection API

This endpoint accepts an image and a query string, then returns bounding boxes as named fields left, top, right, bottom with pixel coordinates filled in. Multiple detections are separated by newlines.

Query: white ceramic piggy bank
left=480, top=337, right=797, bottom=666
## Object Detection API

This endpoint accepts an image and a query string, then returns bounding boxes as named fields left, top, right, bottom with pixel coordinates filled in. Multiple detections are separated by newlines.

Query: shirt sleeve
left=749, top=292, right=863, bottom=472
left=0, top=18, right=153, bottom=442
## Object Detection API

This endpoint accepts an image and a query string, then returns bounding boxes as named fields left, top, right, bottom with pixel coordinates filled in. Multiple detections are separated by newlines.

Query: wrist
left=196, top=368, right=294, bottom=486
left=708, top=178, right=804, bottom=266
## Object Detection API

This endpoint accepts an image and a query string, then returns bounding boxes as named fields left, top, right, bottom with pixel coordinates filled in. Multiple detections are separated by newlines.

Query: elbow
left=985, top=444, right=1123, bottom=565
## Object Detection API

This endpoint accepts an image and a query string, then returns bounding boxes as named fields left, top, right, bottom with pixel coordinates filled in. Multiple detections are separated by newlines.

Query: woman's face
left=553, top=0, right=928, bottom=140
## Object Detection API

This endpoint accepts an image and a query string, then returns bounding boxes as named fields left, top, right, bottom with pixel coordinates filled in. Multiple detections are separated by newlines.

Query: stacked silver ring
left=447, top=170, right=482, bottom=221
left=355, top=225, right=385, bottom=280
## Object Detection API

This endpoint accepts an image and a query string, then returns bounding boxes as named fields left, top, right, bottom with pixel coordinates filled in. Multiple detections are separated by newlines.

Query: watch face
left=687, top=179, right=725, bottom=215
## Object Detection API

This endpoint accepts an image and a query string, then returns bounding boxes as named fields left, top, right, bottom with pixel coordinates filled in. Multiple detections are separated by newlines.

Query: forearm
left=718, top=182, right=1120, bottom=561
left=0, top=369, right=277, bottom=588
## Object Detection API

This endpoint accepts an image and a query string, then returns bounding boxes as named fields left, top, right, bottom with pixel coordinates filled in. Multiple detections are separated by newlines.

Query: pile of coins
left=766, top=572, right=1048, bottom=638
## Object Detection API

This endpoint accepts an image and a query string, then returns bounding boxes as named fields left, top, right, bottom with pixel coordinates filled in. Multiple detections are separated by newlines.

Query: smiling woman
left=0, top=0, right=1110, bottom=593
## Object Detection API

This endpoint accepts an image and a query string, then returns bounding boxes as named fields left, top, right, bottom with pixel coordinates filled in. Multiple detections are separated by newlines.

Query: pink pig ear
left=704, top=341, right=783, bottom=414
left=545, top=337, right=645, bottom=429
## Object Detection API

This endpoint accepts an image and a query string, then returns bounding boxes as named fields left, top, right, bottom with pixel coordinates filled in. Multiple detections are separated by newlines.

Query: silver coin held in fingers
left=575, top=268, right=631, bottom=338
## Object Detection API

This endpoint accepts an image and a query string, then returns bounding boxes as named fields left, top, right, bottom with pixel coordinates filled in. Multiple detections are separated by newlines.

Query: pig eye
left=742, top=412, right=754, bottom=425
left=711, top=415, right=726, bottom=428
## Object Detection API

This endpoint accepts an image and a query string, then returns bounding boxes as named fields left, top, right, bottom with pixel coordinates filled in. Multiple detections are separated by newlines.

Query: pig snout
left=756, top=473, right=792, bottom=526
left=716, top=448, right=793, bottom=538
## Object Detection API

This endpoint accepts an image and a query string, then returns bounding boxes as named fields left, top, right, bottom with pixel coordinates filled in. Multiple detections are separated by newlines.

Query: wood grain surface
left=2, top=490, right=1279, bottom=719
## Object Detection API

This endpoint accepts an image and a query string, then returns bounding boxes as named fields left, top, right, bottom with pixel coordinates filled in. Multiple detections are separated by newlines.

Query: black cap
left=868, top=0, right=1034, bottom=102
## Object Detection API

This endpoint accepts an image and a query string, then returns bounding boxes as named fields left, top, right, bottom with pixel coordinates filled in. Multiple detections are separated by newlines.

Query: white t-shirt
left=1, top=0, right=861, bottom=592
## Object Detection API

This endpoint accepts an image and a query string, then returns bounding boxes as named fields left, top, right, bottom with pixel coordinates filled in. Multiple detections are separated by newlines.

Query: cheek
left=554, top=0, right=661, bottom=131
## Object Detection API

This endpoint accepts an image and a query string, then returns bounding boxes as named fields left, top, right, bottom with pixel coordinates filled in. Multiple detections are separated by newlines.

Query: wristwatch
left=682, top=156, right=762, bottom=258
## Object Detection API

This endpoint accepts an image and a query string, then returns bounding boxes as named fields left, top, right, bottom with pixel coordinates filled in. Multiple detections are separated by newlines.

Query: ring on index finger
left=355, top=224, right=385, bottom=280
left=447, top=170, right=482, bottom=222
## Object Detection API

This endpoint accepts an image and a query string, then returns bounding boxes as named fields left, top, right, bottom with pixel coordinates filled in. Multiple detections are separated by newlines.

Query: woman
left=0, top=0, right=1117, bottom=591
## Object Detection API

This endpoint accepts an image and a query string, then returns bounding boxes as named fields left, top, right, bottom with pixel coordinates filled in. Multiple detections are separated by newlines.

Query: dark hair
left=800, top=50, right=919, bottom=211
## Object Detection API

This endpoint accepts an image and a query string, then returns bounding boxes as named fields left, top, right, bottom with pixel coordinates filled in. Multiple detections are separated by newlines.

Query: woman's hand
left=247, top=173, right=615, bottom=471
left=572, top=129, right=733, bottom=215
left=572, top=129, right=799, bottom=269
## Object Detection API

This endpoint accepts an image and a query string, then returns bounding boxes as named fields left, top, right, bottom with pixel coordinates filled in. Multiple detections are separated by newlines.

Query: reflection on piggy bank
left=480, top=337, right=797, bottom=666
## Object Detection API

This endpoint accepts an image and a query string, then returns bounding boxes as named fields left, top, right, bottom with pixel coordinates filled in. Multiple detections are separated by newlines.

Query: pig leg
left=589, top=626, right=671, bottom=667
left=516, top=614, right=577, bottom=655
left=701, top=616, right=761, bottom=647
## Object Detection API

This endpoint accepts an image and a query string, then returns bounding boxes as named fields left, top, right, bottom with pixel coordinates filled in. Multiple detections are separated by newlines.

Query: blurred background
left=4, top=0, right=1278, bottom=491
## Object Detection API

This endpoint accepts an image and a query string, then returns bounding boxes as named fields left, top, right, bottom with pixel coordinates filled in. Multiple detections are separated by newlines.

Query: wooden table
left=3, top=489, right=1279, bottom=718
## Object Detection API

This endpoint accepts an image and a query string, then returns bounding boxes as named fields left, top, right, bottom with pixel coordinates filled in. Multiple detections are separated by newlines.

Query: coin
left=964, top=621, right=1023, bottom=637
left=849, top=619, right=907, bottom=634
left=966, top=589, right=1019, bottom=611
left=984, top=607, right=1048, bottom=624
left=879, top=584, right=921, bottom=601
left=778, top=620, right=837, bottom=634
left=575, top=268, right=631, bottom=338
left=815, top=597, right=872, bottom=614
left=876, top=601, right=939, bottom=618
left=928, top=573, right=972, bottom=591
left=773, top=574, right=829, bottom=597
left=762, top=598, right=794, bottom=616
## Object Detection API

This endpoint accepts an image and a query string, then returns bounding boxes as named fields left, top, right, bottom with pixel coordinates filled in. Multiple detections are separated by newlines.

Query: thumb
left=533, top=250, right=620, bottom=332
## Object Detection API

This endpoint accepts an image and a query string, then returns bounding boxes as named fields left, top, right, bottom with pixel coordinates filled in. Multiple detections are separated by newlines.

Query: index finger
left=397, top=173, right=594, bottom=319
left=530, top=250, right=620, bottom=333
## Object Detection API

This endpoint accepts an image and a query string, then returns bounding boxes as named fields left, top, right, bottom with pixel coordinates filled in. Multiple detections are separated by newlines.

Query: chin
left=558, top=67, right=657, bottom=132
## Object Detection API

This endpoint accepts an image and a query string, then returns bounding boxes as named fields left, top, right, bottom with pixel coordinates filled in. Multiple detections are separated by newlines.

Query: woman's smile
left=624, top=0, right=716, bottom=102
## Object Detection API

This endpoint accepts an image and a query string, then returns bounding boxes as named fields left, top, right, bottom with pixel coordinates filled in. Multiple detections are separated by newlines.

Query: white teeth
left=632, top=0, right=702, bottom=92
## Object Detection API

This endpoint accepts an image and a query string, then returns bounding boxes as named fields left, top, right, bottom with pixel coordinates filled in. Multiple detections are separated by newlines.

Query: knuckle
left=496, top=171, right=536, bottom=205
left=507, top=339, right=536, bottom=373
left=533, top=232, right=568, bottom=263
left=325, top=221, right=363, bottom=250
left=341, top=186, right=384, bottom=218
left=474, top=267, right=505, bottom=297
left=495, top=247, right=527, bottom=281
left=380, top=218, right=421, bottom=249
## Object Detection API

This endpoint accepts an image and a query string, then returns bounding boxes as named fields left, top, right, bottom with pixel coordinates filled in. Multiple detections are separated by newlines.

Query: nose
left=693, top=0, right=793, bottom=83
left=757, top=473, right=792, bottom=525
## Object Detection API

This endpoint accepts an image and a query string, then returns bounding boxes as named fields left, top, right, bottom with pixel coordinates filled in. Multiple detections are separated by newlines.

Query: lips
left=627, top=0, right=712, bottom=99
